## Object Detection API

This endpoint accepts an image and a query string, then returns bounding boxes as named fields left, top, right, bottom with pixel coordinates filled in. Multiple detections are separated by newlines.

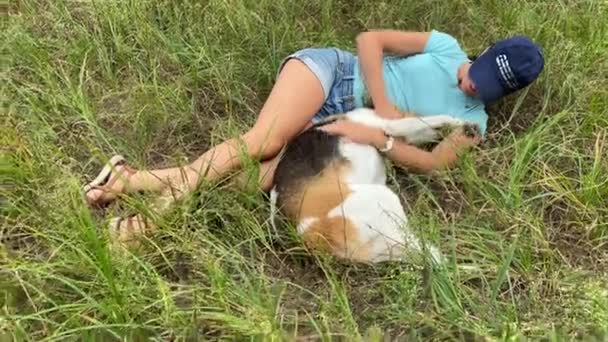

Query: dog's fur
left=270, top=108, right=473, bottom=264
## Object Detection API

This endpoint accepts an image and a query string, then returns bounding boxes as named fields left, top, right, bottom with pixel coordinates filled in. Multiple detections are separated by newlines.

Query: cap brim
left=469, top=51, right=506, bottom=104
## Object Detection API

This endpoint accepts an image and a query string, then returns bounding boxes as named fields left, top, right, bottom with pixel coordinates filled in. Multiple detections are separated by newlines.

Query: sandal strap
left=88, top=161, right=137, bottom=198
left=125, top=216, right=134, bottom=235
left=109, top=214, right=155, bottom=251
left=123, top=215, right=149, bottom=235
left=85, top=155, right=137, bottom=206
left=104, top=160, right=136, bottom=190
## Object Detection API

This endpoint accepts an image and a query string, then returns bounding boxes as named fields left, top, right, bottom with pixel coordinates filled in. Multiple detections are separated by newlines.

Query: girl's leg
left=86, top=59, right=325, bottom=204
left=231, top=154, right=282, bottom=193
left=258, top=156, right=282, bottom=192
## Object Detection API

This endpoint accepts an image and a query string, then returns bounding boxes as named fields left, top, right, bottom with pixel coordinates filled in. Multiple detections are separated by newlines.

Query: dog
left=270, top=108, right=476, bottom=264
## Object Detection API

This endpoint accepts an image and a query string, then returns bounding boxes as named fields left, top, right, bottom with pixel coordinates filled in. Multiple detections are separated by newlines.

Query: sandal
left=108, top=214, right=154, bottom=251
left=84, top=155, right=136, bottom=206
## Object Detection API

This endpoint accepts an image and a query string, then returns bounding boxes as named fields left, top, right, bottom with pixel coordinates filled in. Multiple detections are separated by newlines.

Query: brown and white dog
left=270, top=108, right=474, bottom=264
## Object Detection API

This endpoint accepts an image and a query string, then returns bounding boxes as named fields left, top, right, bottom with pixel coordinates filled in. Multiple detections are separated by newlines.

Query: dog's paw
left=436, top=123, right=457, bottom=139
left=462, top=123, right=481, bottom=138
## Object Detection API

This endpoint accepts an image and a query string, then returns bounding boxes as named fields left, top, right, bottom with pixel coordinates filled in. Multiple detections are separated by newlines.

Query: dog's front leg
left=344, top=109, right=466, bottom=144
left=383, top=115, right=464, bottom=144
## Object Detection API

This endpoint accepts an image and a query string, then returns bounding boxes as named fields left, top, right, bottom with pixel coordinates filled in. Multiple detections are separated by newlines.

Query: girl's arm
left=380, top=130, right=479, bottom=172
left=356, top=30, right=431, bottom=119
left=320, top=120, right=479, bottom=172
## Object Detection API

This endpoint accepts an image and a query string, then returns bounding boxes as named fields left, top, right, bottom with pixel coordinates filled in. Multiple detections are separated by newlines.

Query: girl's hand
left=444, top=126, right=482, bottom=149
left=319, top=121, right=387, bottom=149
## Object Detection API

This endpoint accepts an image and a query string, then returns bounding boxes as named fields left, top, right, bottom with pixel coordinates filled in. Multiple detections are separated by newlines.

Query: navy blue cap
left=469, top=35, right=544, bottom=104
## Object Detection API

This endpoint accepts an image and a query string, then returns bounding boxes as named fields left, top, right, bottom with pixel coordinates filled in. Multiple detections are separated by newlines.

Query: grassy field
left=2, top=0, right=607, bottom=340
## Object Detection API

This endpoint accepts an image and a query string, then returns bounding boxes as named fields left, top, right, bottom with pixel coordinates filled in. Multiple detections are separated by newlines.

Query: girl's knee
left=259, top=160, right=280, bottom=192
left=242, top=129, right=285, bottom=160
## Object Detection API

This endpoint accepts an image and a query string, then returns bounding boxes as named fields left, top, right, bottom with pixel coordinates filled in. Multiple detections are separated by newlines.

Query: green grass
left=2, top=0, right=607, bottom=340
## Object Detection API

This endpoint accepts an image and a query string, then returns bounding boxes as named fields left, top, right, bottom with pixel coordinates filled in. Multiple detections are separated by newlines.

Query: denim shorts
left=278, top=48, right=357, bottom=123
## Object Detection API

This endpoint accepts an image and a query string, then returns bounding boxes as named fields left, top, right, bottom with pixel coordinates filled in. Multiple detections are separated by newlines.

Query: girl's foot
left=84, top=155, right=136, bottom=206
left=108, top=214, right=154, bottom=251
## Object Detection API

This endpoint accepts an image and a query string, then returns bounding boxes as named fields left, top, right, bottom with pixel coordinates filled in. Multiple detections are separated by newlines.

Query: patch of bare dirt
left=485, top=84, right=547, bottom=144
left=544, top=199, right=607, bottom=272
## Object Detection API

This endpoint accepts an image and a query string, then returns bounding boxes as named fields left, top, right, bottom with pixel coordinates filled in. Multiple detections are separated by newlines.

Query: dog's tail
left=269, top=187, right=279, bottom=236
left=426, top=244, right=444, bottom=265
left=403, top=233, right=444, bottom=266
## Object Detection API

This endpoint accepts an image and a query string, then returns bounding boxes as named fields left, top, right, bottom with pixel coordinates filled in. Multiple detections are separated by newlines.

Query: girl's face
left=458, top=45, right=492, bottom=98
left=458, top=62, right=477, bottom=97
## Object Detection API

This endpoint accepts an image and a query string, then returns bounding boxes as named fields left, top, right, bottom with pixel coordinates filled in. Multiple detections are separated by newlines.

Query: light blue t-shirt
left=353, top=30, right=488, bottom=135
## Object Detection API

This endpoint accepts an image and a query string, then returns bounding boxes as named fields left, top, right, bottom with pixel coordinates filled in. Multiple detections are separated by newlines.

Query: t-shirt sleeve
left=423, top=30, right=463, bottom=58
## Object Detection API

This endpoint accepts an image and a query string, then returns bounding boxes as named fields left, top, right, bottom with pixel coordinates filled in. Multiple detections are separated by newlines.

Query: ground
left=2, top=0, right=607, bottom=340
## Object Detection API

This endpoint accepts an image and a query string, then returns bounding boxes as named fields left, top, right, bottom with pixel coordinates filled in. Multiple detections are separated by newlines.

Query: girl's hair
left=468, top=55, right=478, bottom=61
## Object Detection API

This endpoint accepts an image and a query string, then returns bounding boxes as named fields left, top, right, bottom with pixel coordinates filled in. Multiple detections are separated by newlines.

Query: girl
left=84, top=30, right=544, bottom=245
